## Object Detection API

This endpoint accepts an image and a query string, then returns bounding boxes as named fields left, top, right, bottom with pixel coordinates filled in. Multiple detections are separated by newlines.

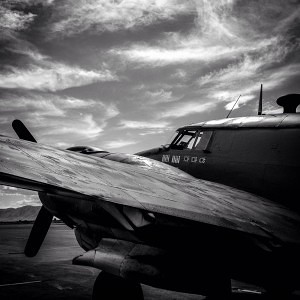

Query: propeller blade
left=12, top=119, right=37, bottom=143
left=11, top=120, right=52, bottom=257
left=24, top=205, right=53, bottom=257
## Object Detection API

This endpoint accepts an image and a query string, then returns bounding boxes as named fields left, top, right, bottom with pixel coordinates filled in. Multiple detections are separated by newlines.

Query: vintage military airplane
left=0, top=93, right=299, bottom=299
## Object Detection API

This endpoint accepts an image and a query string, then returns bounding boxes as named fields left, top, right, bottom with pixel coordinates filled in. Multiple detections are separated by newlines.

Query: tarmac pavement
left=0, top=223, right=298, bottom=300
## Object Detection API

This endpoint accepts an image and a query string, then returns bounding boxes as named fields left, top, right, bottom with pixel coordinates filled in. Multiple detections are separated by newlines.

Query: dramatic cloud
left=144, top=89, right=175, bottom=103
left=197, top=40, right=300, bottom=110
left=224, top=95, right=255, bottom=111
left=0, top=64, right=115, bottom=91
left=160, top=102, right=216, bottom=118
left=51, top=0, right=194, bottom=36
left=0, top=93, right=119, bottom=145
left=0, top=50, right=117, bottom=91
left=194, top=0, right=237, bottom=39
left=117, top=120, right=172, bottom=137
left=262, top=63, right=300, bottom=89
left=0, top=5, right=36, bottom=39
left=104, top=139, right=138, bottom=149
left=119, top=120, right=170, bottom=129
left=110, top=0, right=300, bottom=112
left=111, top=36, right=264, bottom=66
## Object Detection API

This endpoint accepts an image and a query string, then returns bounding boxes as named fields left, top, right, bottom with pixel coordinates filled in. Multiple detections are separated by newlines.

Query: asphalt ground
left=0, top=224, right=299, bottom=300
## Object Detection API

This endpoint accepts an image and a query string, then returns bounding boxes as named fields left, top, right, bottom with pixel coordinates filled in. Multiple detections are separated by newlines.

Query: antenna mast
left=258, top=84, right=263, bottom=115
left=226, top=95, right=241, bottom=118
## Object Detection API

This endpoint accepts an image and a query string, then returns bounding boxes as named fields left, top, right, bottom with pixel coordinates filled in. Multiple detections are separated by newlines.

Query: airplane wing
left=0, top=135, right=299, bottom=246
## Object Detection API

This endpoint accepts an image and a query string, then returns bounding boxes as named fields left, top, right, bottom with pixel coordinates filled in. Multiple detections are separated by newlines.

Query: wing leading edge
left=0, top=135, right=299, bottom=245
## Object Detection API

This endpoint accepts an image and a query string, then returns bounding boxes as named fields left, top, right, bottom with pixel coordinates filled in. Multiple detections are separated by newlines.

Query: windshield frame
left=169, top=129, right=197, bottom=150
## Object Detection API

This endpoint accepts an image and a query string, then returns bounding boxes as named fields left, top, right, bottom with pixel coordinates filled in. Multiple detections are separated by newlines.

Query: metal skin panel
left=142, top=128, right=300, bottom=211
left=179, top=113, right=300, bottom=130
left=0, top=135, right=299, bottom=246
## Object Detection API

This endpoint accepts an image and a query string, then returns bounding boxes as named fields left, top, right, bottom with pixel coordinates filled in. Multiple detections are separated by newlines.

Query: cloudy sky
left=0, top=0, right=299, bottom=208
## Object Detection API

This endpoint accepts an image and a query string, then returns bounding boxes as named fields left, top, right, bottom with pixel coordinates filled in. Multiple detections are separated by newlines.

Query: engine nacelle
left=66, top=145, right=107, bottom=154
left=73, top=238, right=231, bottom=296
left=74, top=226, right=99, bottom=251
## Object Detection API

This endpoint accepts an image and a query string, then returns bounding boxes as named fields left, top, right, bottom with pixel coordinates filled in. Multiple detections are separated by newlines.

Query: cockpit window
left=194, top=131, right=203, bottom=148
left=194, top=131, right=213, bottom=151
left=163, top=131, right=180, bottom=147
left=170, top=130, right=196, bottom=149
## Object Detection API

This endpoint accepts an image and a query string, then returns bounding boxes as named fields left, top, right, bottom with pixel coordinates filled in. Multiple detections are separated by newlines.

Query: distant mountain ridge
left=0, top=205, right=41, bottom=222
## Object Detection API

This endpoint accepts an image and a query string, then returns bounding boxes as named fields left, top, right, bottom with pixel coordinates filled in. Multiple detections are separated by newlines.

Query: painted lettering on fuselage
left=199, top=157, right=206, bottom=164
left=190, top=156, right=206, bottom=163
left=191, top=157, right=197, bottom=163
left=171, top=155, right=180, bottom=164
left=165, top=154, right=206, bottom=164
left=162, top=154, right=170, bottom=163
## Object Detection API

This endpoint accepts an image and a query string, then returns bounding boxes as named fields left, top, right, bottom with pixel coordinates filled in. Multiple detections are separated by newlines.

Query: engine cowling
left=66, top=145, right=108, bottom=154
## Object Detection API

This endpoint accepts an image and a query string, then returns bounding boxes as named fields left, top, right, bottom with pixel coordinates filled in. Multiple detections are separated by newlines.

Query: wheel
left=92, top=271, right=144, bottom=300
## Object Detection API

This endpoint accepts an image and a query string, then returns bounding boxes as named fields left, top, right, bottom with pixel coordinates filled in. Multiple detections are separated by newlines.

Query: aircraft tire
left=92, top=271, right=144, bottom=300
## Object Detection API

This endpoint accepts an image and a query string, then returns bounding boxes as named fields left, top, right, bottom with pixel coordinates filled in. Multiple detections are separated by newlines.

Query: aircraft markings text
left=171, top=155, right=180, bottom=164
left=164, top=155, right=206, bottom=164
left=162, top=155, right=170, bottom=163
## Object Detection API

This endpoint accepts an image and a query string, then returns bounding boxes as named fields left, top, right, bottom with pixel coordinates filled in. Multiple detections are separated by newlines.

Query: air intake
left=277, top=94, right=300, bottom=113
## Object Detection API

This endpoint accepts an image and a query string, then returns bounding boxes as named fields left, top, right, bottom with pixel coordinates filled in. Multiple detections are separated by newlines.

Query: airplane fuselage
left=137, top=113, right=300, bottom=211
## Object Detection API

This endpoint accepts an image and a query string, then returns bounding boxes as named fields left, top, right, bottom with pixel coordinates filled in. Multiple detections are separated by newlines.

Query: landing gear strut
left=92, top=272, right=144, bottom=300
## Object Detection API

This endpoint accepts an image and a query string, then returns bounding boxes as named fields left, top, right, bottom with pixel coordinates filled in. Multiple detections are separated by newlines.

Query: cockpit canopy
left=167, top=129, right=213, bottom=152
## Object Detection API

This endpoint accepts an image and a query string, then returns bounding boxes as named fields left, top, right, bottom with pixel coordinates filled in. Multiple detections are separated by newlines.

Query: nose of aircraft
left=135, top=146, right=167, bottom=157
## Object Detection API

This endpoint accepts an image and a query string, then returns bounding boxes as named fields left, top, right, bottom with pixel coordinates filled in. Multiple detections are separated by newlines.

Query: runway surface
left=0, top=223, right=298, bottom=300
